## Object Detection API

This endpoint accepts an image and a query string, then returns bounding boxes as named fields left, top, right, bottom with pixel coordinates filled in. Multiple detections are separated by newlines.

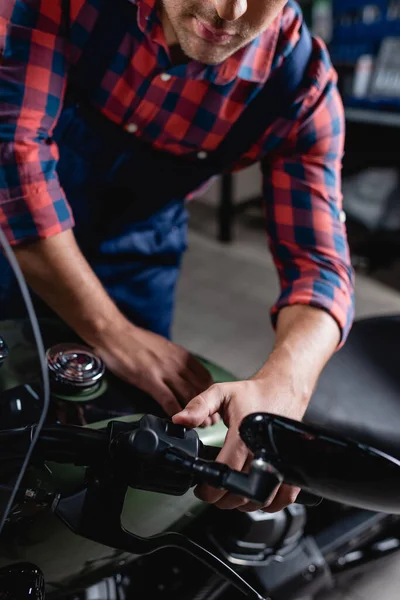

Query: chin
left=194, top=54, right=227, bottom=65
left=179, top=36, right=236, bottom=65
left=184, top=46, right=233, bottom=65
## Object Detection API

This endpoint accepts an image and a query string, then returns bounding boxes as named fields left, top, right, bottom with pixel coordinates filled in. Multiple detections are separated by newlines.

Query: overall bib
left=0, top=0, right=312, bottom=339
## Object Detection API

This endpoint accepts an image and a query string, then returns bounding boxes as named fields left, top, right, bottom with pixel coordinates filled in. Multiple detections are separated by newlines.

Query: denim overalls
left=0, top=0, right=312, bottom=338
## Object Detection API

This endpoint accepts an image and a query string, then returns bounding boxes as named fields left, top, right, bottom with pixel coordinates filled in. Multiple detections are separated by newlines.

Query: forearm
left=253, top=305, right=340, bottom=413
left=14, top=230, right=126, bottom=345
left=263, top=69, right=354, bottom=350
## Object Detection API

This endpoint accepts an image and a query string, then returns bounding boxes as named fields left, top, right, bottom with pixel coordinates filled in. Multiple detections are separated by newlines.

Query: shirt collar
left=130, top=0, right=281, bottom=85
left=130, top=0, right=158, bottom=34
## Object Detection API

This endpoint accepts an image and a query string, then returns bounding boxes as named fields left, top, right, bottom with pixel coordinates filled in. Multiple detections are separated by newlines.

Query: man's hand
left=94, top=322, right=217, bottom=426
left=14, top=231, right=216, bottom=424
left=174, top=305, right=342, bottom=513
left=173, top=377, right=304, bottom=512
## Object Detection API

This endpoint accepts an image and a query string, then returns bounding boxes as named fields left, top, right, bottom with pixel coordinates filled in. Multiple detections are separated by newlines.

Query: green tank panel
left=0, top=318, right=234, bottom=589
left=0, top=319, right=42, bottom=393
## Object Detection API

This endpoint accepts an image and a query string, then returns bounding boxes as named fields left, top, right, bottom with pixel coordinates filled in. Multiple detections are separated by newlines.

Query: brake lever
left=198, top=443, right=323, bottom=507
left=164, top=448, right=281, bottom=505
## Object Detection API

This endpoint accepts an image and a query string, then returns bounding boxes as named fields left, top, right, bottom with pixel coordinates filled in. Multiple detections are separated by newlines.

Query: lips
left=193, top=17, right=235, bottom=44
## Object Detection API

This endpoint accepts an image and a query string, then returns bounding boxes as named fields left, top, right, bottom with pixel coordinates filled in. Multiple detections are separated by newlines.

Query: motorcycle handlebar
left=0, top=425, right=108, bottom=467
left=0, top=423, right=322, bottom=507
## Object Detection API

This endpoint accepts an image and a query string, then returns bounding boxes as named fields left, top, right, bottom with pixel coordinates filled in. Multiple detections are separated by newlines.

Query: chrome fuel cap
left=46, top=343, right=105, bottom=391
left=0, top=336, right=8, bottom=368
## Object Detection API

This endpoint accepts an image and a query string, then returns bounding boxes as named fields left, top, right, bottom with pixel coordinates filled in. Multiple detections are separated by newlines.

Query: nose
left=211, top=0, right=248, bottom=21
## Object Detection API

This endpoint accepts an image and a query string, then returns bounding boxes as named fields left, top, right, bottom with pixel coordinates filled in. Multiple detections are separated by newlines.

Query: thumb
left=172, top=384, right=225, bottom=428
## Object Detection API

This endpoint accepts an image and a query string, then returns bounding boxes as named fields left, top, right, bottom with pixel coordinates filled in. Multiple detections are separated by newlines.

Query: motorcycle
left=1, top=236, right=400, bottom=600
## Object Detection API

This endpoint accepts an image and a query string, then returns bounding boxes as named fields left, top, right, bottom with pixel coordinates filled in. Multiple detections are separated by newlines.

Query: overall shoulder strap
left=66, top=0, right=136, bottom=102
left=61, top=0, right=71, bottom=40
left=213, top=25, right=313, bottom=171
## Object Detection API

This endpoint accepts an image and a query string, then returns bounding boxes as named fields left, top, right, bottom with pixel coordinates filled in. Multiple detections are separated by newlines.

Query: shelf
left=345, top=107, right=400, bottom=127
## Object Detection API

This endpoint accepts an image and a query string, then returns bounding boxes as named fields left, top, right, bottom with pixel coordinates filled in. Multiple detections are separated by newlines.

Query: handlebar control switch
left=129, top=428, right=159, bottom=458
left=0, top=336, right=8, bottom=369
left=108, top=416, right=201, bottom=496
left=165, top=422, right=187, bottom=439
left=46, top=343, right=105, bottom=393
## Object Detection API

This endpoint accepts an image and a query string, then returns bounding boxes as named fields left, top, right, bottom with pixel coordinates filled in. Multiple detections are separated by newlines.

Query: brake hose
left=0, top=227, right=51, bottom=536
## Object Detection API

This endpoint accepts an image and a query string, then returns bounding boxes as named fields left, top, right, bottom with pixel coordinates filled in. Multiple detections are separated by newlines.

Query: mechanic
left=0, top=0, right=354, bottom=513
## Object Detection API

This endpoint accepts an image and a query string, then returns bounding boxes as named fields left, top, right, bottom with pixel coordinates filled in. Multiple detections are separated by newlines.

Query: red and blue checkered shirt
left=0, top=0, right=354, bottom=341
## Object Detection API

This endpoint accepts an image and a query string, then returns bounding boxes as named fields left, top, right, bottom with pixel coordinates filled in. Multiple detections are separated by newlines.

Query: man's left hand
left=172, top=377, right=308, bottom=513
left=173, top=306, right=342, bottom=513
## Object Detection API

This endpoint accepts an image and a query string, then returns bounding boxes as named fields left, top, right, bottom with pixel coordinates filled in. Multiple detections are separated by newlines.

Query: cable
left=0, top=226, right=51, bottom=536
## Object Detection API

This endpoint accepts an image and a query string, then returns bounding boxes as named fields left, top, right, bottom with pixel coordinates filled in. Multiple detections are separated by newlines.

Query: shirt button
left=126, top=123, right=138, bottom=134
left=197, top=151, right=208, bottom=160
left=160, top=73, right=172, bottom=82
left=339, top=210, right=347, bottom=223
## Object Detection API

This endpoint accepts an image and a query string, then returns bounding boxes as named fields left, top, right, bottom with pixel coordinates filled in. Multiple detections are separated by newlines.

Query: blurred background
left=173, top=3, right=400, bottom=598
left=187, top=0, right=400, bottom=287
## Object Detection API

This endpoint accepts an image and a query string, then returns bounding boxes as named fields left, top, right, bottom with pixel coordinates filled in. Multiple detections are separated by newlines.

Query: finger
left=199, top=417, right=213, bottom=428
left=214, top=446, right=253, bottom=509
left=215, top=495, right=248, bottom=510
left=200, top=414, right=221, bottom=428
left=195, top=429, right=248, bottom=505
left=242, top=453, right=253, bottom=474
left=237, top=502, right=262, bottom=513
left=149, top=381, right=183, bottom=417
left=198, top=413, right=221, bottom=429
left=165, top=377, right=198, bottom=407
left=172, top=384, right=225, bottom=428
left=187, top=356, right=215, bottom=384
left=237, top=461, right=280, bottom=513
left=236, top=483, right=281, bottom=514
left=181, top=366, right=213, bottom=394
left=262, top=484, right=300, bottom=514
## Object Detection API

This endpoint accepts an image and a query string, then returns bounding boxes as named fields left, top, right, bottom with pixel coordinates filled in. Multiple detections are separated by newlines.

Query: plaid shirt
left=0, top=0, right=354, bottom=341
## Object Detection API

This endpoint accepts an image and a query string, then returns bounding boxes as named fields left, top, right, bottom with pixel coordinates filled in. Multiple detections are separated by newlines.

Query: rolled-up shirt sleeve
left=262, top=46, right=355, bottom=345
left=0, top=0, right=74, bottom=245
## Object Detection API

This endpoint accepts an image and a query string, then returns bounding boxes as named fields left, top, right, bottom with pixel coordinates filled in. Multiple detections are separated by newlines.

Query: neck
left=169, top=44, right=190, bottom=65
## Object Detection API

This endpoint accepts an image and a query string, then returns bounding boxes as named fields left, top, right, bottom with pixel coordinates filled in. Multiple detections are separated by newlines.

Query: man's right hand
left=94, top=321, right=217, bottom=426
left=14, top=230, right=217, bottom=426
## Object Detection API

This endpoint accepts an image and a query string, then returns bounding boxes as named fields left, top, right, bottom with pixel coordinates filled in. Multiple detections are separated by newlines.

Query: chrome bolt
left=308, top=564, right=316, bottom=573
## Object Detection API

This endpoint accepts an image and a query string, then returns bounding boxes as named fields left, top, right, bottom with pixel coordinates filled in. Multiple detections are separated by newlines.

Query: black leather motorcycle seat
left=305, top=315, right=400, bottom=461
